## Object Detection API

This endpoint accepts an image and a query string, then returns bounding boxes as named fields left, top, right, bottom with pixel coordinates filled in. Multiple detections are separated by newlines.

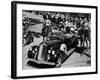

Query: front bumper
left=27, top=58, right=56, bottom=67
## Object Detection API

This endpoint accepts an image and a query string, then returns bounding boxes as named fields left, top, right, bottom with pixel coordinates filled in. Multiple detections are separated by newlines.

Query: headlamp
left=52, top=50, right=55, bottom=55
left=48, top=50, right=51, bottom=53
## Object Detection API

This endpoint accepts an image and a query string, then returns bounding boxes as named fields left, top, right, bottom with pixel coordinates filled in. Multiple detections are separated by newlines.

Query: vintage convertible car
left=27, top=32, right=78, bottom=68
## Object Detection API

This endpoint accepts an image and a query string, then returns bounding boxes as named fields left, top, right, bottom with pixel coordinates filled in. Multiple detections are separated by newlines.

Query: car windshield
left=50, top=32, right=66, bottom=40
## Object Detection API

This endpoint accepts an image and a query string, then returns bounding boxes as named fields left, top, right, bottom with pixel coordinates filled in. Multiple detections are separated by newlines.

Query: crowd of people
left=23, top=11, right=91, bottom=49
left=41, top=12, right=91, bottom=48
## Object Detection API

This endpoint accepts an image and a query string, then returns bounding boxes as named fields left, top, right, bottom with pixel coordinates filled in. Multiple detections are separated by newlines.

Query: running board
left=67, top=48, right=75, bottom=55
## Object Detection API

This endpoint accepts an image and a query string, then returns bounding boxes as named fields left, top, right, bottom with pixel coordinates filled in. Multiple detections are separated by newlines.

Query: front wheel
left=55, top=55, right=62, bottom=68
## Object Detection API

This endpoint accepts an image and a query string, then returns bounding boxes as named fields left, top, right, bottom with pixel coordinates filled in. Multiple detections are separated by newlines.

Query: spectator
left=54, top=14, right=61, bottom=26
left=42, top=19, right=52, bottom=42
left=50, top=14, right=55, bottom=25
left=60, top=14, right=66, bottom=23
left=43, top=14, right=50, bottom=20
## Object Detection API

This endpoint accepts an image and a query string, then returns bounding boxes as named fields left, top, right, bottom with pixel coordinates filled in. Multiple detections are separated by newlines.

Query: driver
left=65, top=26, right=73, bottom=38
